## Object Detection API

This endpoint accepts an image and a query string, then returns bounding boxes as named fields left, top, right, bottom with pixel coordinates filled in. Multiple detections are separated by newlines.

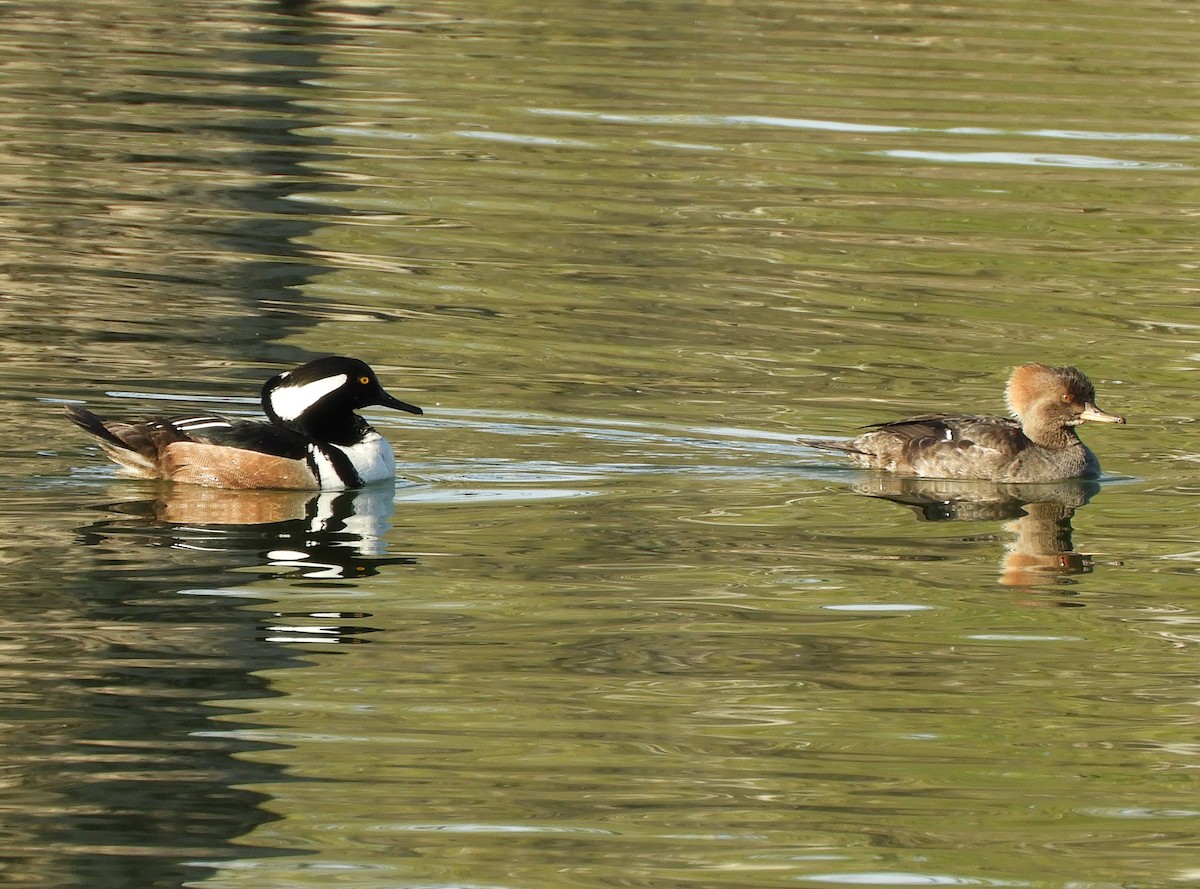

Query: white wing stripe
left=172, top=417, right=233, bottom=431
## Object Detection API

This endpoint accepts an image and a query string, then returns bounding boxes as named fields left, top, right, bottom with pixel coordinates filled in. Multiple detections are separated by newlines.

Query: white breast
left=308, top=432, right=396, bottom=489
left=341, top=432, right=397, bottom=484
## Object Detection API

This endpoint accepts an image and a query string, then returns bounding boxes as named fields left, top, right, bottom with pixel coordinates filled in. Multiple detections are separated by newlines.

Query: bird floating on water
left=799, top=363, right=1125, bottom=483
left=66, top=355, right=422, bottom=490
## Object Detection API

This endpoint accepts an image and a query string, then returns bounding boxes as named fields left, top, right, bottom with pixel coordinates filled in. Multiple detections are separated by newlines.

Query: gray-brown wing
left=855, top=414, right=1028, bottom=478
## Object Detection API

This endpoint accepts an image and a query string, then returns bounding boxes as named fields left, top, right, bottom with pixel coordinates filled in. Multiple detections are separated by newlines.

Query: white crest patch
left=269, top=373, right=348, bottom=422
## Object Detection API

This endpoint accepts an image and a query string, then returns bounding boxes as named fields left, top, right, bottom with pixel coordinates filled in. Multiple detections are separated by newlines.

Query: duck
left=800, top=363, right=1125, bottom=482
left=66, top=355, right=423, bottom=490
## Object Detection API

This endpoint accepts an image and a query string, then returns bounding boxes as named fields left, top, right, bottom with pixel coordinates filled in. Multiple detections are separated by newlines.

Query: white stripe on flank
left=269, top=373, right=348, bottom=422
left=308, top=445, right=351, bottom=490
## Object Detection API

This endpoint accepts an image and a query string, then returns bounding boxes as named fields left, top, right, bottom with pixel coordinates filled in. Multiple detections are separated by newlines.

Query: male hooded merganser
left=66, top=356, right=423, bottom=490
left=800, top=363, right=1125, bottom=483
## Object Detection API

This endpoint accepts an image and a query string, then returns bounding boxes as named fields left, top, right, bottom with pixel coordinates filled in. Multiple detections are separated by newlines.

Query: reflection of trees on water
left=0, top=3, right=366, bottom=374
left=56, top=480, right=418, bottom=884
left=855, top=476, right=1103, bottom=588
left=2, top=4, right=403, bottom=887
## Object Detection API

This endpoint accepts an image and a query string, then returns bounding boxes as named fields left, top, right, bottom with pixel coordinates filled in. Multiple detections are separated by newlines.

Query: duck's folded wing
left=802, top=415, right=1020, bottom=456
left=866, top=414, right=1021, bottom=442
left=862, top=414, right=1028, bottom=476
left=172, top=416, right=309, bottom=459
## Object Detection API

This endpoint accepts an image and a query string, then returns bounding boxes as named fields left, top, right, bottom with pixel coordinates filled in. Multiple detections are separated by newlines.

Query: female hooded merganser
left=801, top=363, right=1125, bottom=483
left=66, top=356, right=423, bottom=490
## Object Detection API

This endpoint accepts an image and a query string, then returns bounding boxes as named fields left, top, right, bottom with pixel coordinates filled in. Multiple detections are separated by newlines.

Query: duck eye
left=1060, top=393, right=1072, bottom=403
left=359, top=375, right=371, bottom=385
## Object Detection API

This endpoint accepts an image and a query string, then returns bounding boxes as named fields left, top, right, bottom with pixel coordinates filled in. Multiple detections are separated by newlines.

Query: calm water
left=3, top=1, right=1200, bottom=887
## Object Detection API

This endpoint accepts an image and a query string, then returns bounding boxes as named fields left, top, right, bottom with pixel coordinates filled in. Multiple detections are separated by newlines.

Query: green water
left=2, top=1, right=1198, bottom=887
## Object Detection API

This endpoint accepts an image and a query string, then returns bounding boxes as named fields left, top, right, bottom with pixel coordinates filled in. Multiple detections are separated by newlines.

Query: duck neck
left=266, top=398, right=369, bottom=446
left=1023, top=421, right=1080, bottom=451
left=297, top=409, right=370, bottom=446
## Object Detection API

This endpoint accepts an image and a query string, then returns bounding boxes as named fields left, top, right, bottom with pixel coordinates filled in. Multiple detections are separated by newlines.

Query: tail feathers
left=65, top=404, right=168, bottom=478
left=66, top=404, right=131, bottom=449
left=798, top=437, right=866, bottom=455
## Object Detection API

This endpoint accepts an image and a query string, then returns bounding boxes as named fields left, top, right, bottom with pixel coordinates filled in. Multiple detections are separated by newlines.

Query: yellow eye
left=359, top=375, right=371, bottom=385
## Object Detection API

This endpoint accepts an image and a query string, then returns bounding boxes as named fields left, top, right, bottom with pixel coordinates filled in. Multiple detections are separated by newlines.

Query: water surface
left=3, top=1, right=1199, bottom=888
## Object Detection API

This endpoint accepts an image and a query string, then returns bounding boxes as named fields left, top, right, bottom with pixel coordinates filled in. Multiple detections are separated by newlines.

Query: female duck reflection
left=853, top=476, right=1104, bottom=588
left=800, top=362, right=1125, bottom=588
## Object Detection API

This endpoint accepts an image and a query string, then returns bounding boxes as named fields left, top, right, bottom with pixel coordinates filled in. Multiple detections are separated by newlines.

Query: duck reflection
left=853, top=476, right=1102, bottom=586
left=78, top=483, right=414, bottom=580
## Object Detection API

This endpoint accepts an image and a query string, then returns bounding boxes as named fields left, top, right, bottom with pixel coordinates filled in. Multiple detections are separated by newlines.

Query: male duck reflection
left=801, top=363, right=1125, bottom=483
left=66, top=356, right=423, bottom=490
